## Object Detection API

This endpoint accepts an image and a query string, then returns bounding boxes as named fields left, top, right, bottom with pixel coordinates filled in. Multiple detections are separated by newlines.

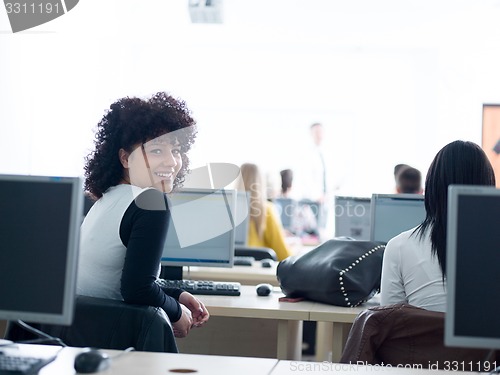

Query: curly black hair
left=84, top=92, right=197, bottom=198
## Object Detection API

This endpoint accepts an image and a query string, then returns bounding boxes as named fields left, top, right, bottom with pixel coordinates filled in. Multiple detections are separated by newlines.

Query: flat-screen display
left=0, top=174, right=83, bottom=325
left=234, top=191, right=249, bottom=246
left=273, top=197, right=296, bottom=231
left=445, top=185, right=500, bottom=350
left=370, top=193, right=425, bottom=243
left=334, top=195, right=371, bottom=240
left=161, top=188, right=236, bottom=268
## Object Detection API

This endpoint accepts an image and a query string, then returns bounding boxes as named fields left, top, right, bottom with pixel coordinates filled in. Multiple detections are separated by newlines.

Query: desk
left=177, top=285, right=379, bottom=362
left=3, top=344, right=279, bottom=375
left=183, top=245, right=317, bottom=287
left=311, top=295, right=380, bottom=362
left=272, top=361, right=484, bottom=375
left=7, top=344, right=487, bottom=375
left=184, top=263, right=279, bottom=286
left=178, top=285, right=315, bottom=360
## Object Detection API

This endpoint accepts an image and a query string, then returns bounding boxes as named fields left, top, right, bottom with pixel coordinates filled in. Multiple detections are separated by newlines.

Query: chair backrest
left=340, top=303, right=497, bottom=371
left=6, top=295, right=177, bottom=353
left=234, top=246, right=278, bottom=261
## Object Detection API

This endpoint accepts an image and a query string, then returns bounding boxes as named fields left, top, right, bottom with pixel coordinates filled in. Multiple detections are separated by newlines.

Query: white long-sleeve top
left=380, top=227, right=447, bottom=312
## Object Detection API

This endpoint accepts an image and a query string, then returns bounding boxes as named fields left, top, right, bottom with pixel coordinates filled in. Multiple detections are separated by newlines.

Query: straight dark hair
left=415, top=140, right=495, bottom=278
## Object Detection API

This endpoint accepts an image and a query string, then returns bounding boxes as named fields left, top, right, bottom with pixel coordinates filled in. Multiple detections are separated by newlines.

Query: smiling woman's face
left=120, top=134, right=182, bottom=193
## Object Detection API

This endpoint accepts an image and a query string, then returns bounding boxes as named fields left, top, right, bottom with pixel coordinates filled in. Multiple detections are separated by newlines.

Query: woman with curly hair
left=78, top=92, right=209, bottom=338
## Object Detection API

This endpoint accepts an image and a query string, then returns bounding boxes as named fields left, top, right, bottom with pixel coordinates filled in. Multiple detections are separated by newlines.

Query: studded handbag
left=277, top=238, right=386, bottom=307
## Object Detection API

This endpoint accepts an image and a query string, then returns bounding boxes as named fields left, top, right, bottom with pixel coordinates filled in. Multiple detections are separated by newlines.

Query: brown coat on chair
left=340, top=303, right=497, bottom=371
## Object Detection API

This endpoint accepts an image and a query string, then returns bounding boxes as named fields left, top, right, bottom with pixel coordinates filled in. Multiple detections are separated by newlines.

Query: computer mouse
left=256, top=283, right=273, bottom=296
left=74, top=348, right=111, bottom=374
left=261, top=259, right=274, bottom=268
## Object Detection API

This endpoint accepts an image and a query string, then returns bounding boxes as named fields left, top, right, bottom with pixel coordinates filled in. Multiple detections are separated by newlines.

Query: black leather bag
left=277, top=239, right=386, bottom=307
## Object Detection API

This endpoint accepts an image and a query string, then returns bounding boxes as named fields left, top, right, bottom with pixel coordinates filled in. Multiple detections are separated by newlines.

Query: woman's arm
left=380, top=239, right=407, bottom=306
left=119, top=189, right=183, bottom=322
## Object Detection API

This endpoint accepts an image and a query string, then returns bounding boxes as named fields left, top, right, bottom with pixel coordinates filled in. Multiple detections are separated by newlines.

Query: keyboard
left=0, top=353, right=56, bottom=375
left=233, top=256, right=254, bottom=266
left=156, top=279, right=241, bottom=296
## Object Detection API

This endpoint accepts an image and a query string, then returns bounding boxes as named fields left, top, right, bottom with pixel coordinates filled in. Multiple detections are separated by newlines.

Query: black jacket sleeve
left=119, top=189, right=183, bottom=322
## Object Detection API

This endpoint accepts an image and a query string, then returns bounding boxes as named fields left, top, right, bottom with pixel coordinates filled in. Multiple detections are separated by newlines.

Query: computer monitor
left=370, top=193, right=425, bottom=243
left=234, top=191, right=250, bottom=246
left=160, top=188, right=236, bottom=280
left=334, top=196, right=371, bottom=240
left=0, top=174, right=83, bottom=326
left=273, top=197, right=296, bottom=231
left=445, top=185, right=500, bottom=350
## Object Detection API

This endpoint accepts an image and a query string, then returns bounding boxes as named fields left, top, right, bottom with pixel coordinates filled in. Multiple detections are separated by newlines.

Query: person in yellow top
left=237, top=163, right=292, bottom=261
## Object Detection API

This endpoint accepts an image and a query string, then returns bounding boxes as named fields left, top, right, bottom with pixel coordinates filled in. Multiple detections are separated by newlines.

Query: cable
left=109, top=347, right=135, bottom=360
left=14, top=320, right=67, bottom=347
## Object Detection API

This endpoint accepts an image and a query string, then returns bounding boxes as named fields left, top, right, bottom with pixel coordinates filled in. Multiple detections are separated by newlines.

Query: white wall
left=1, top=0, right=500, bottom=197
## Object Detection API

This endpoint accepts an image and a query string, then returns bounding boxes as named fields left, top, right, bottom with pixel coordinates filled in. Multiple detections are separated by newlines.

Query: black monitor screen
left=0, top=175, right=82, bottom=325
left=445, top=185, right=500, bottom=349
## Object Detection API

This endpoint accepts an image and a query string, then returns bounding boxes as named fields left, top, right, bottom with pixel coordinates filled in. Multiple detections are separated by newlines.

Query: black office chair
left=234, top=246, right=278, bottom=261
left=6, top=295, right=178, bottom=353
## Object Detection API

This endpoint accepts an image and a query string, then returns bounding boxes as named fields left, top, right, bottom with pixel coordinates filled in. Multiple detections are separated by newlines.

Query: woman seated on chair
left=380, top=140, right=495, bottom=312
left=78, top=92, right=209, bottom=338
left=237, top=163, right=292, bottom=261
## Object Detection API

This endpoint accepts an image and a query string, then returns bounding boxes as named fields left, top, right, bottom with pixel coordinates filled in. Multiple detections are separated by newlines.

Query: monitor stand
left=160, top=265, right=183, bottom=281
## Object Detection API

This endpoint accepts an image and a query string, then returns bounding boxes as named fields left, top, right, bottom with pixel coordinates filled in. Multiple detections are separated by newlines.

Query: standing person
left=294, top=122, right=331, bottom=239
left=78, top=92, right=209, bottom=339
left=380, top=140, right=495, bottom=312
left=237, top=163, right=292, bottom=261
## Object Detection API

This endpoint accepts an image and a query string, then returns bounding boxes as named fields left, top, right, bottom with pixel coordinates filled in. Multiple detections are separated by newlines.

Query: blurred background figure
left=279, top=169, right=294, bottom=198
left=277, top=169, right=318, bottom=240
left=293, top=123, right=332, bottom=240
left=394, top=164, right=423, bottom=194
left=237, top=163, right=292, bottom=261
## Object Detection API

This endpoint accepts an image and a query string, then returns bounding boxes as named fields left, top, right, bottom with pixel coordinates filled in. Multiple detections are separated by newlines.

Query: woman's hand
left=179, top=291, right=210, bottom=327
left=172, top=305, right=193, bottom=338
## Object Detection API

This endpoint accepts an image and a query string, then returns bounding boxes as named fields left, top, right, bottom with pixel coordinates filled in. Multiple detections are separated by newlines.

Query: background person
left=292, top=122, right=333, bottom=240
left=237, top=163, right=292, bottom=261
left=395, top=164, right=423, bottom=194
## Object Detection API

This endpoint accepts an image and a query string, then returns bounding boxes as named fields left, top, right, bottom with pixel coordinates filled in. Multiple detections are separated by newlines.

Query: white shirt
left=380, top=227, right=447, bottom=312
left=77, top=184, right=147, bottom=300
left=295, top=144, right=326, bottom=202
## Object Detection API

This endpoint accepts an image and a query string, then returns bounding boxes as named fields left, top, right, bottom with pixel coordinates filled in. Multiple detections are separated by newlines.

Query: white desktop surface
left=184, top=263, right=280, bottom=286
left=183, top=244, right=317, bottom=288
left=4, top=344, right=279, bottom=375
left=272, top=361, right=485, bottom=375
left=177, top=286, right=380, bottom=362
left=5, top=344, right=488, bottom=375
left=188, top=285, right=314, bottom=360
left=199, top=285, right=313, bottom=319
